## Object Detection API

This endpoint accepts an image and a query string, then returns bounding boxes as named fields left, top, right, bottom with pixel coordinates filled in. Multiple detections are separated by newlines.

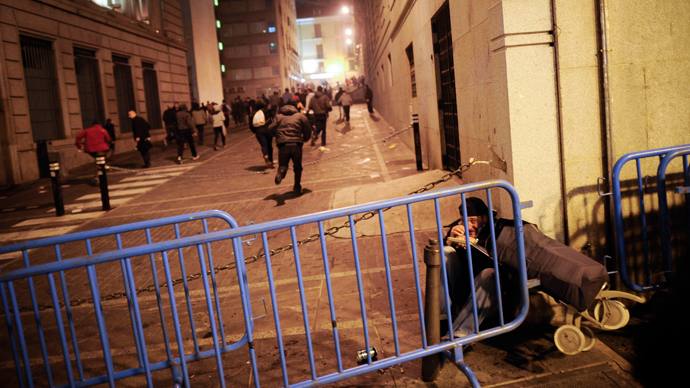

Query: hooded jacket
left=269, top=104, right=312, bottom=145
left=308, top=91, right=332, bottom=115
left=176, top=104, right=196, bottom=133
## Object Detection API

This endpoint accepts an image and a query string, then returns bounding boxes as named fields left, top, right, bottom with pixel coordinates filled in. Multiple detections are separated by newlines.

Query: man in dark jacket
left=365, top=84, right=374, bottom=114
left=128, top=110, right=152, bottom=168
left=268, top=100, right=312, bottom=195
left=162, top=102, right=178, bottom=147
left=307, top=86, right=332, bottom=147
left=175, top=103, right=199, bottom=163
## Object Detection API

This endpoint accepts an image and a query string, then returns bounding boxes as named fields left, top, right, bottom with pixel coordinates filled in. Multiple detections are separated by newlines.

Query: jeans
left=277, top=143, right=303, bottom=189
left=177, top=131, right=197, bottom=158
left=440, top=246, right=498, bottom=336
left=213, top=126, right=225, bottom=147
left=343, top=105, right=351, bottom=122
left=313, top=114, right=328, bottom=146
left=255, top=131, right=273, bottom=162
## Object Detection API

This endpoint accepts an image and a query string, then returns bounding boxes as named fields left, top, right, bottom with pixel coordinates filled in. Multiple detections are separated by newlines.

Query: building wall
left=356, top=0, right=690, bottom=260
left=297, top=13, right=358, bottom=86
left=0, top=0, right=190, bottom=185
left=182, top=0, right=223, bottom=104
left=217, top=0, right=299, bottom=101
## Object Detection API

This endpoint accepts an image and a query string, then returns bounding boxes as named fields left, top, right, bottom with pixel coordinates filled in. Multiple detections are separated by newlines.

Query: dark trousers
left=195, top=124, right=205, bottom=144
left=213, top=127, right=225, bottom=146
left=367, top=100, right=373, bottom=113
left=255, top=131, right=274, bottom=161
left=278, top=143, right=303, bottom=189
left=165, top=125, right=177, bottom=142
left=343, top=105, right=351, bottom=121
left=313, top=114, right=328, bottom=146
left=177, top=131, right=197, bottom=158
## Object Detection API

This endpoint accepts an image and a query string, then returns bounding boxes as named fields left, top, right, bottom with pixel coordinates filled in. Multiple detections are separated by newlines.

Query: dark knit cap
left=460, top=197, right=489, bottom=217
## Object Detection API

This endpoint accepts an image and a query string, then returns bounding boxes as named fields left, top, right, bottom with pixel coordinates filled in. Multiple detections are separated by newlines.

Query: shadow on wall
left=564, top=171, right=686, bottom=292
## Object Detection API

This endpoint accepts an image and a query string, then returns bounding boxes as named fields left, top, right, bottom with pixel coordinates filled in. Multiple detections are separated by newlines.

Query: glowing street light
left=341, top=5, right=350, bottom=14
left=346, top=38, right=352, bottom=45
left=345, top=28, right=352, bottom=35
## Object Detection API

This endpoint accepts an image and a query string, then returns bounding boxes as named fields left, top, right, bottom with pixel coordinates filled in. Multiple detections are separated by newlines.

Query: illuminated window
left=267, top=21, right=276, bottom=33
left=269, top=43, right=277, bottom=54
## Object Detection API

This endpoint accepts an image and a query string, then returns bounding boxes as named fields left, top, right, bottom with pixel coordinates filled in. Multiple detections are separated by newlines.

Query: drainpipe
left=550, top=0, right=570, bottom=245
left=597, top=0, right=617, bottom=269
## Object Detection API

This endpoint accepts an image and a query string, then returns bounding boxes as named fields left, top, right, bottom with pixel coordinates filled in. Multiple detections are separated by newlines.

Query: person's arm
left=300, top=115, right=312, bottom=142
left=75, top=130, right=85, bottom=151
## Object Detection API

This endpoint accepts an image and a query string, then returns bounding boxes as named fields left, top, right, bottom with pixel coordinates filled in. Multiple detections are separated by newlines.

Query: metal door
left=433, top=4, right=461, bottom=170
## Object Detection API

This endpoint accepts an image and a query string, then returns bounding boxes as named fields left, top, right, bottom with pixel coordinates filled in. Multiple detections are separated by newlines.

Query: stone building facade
left=355, top=0, right=690, bottom=263
left=216, top=0, right=300, bottom=101
left=0, top=0, right=191, bottom=185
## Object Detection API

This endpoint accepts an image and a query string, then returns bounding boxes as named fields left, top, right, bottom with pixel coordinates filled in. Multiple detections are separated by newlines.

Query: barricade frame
left=610, top=144, right=690, bottom=292
left=1, top=180, right=529, bottom=387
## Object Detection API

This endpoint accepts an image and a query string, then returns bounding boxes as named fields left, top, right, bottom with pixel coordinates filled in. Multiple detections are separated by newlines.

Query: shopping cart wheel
left=580, top=325, right=596, bottom=352
left=593, top=299, right=629, bottom=330
left=554, top=325, right=585, bottom=355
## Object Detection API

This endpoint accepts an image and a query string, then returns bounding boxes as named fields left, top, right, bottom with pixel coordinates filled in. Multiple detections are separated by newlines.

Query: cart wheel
left=580, top=326, right=596, bottom=352
left=593, top=299, right=629, bottom=330
left=554, top=325, right=585, bottom=355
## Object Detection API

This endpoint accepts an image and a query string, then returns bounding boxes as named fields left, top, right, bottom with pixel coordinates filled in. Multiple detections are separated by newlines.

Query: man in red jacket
left=76, top=119, right=111, bottom=182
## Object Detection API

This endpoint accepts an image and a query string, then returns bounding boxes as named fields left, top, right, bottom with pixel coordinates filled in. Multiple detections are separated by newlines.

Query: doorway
left=432, top=3, right=461, bottom=171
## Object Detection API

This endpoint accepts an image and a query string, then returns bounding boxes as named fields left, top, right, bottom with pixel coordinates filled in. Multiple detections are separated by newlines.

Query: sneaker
left=214, top=146, right=218, bottom=151
left=192, top=155, right=199, bottom=160
left=177, top=156, right=182, bottom=164
left=274, top=167, right=286, bottom=185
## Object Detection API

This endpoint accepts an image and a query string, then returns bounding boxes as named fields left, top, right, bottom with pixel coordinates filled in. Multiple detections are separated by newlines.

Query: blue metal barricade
left=1, top=180, right=528, bottom=387
left=0, top=211, right=257, bottom=388
left=610, top=145, right=690, bottom=292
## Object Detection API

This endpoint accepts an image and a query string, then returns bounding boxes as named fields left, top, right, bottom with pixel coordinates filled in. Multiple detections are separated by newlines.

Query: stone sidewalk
left=0, top=104, right=644, bottom=387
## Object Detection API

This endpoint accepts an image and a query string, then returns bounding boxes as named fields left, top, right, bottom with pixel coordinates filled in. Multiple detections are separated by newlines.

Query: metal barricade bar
left=1, top=180, right=528, bottom=387
left=611, top=144, right=690, bottom=292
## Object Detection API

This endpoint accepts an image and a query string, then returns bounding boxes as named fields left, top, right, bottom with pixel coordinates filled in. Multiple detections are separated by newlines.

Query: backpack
left=252, top=110, right=265, bottom=127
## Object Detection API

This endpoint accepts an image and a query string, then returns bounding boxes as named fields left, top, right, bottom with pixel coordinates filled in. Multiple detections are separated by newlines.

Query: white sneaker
left=192, top=155, right=199, bottom=160
left=177, top=156, right=182, bottom=164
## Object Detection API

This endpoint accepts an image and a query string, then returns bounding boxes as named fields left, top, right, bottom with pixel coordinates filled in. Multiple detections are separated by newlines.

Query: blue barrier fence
left=610, top=144, right=690, bottom=292
left=1, top=180, right=528, bottom=387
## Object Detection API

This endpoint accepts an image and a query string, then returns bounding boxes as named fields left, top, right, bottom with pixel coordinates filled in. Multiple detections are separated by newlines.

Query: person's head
left=255, top=99, right=266, bottom=110
left=127, top=110, right=137, bottom=119
left=178, top=103, right=187, bottom=111
left=106, top=118, right=111, bottom=124
left=91, top=119, right=101, bottom=126
left=174, top=102, right=179, bottom=109
left=191, top=102, right=199, bottom=111
left=317, top=86, right=323, bottom=92
left=285, top=88, right=290, bottom=93
left=286, top=99, right=298, bottom=107
left=458, top=197, right=491, bottom=237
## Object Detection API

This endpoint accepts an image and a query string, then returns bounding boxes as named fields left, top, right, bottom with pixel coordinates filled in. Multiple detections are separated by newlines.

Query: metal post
left=412, top=113, right=423, bottom=171
left=96, top=156, right=110, bottom=211
left=422, top=238, right=442, bottom=381
left=49, top=162, right=64, bottom=216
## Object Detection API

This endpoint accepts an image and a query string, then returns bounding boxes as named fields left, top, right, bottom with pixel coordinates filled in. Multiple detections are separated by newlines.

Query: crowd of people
left=74, top=79, right=375, bottom=191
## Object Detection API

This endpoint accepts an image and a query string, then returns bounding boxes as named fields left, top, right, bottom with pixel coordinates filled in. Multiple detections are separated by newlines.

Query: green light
left=214, top=0, right=219, bottom=6
left=216, top=20, right=221, bottom=28
left=221, top=64, right=225, bottom=72
left=218, top=42, right=224, bottom=50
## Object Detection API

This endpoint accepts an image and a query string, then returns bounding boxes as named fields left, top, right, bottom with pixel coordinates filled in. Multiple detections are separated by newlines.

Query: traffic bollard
left=96, top=156, right=110, bottom=211
left=412, top=113, right=423, bottom=171
left=49, top=162, right=64, bottom=216
left=422, top=238, right=442, bottom=381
